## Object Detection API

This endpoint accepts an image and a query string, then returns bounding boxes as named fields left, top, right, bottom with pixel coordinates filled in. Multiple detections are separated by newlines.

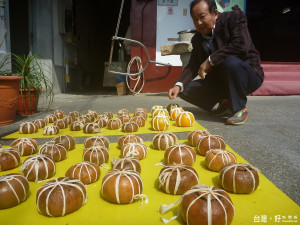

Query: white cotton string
left=207, top=149, right=234, bottom=169
left=159, top=171, right=169, bottom=185
left=115, top=174, right=121, bottom=204
left=6, top=180, right=20, bottom=203
left=245, top=166, right=256, bottom=193
left=101, top=173, right=115, bottom=196
left=159, top=163, right=199, bottom=195
left=100, top=163, right=109, bottom=170
left=211, top=191, right=235, bottom=224
left=187, top=147, right=196, bottom=163
left=37, top=178, right=87, bottom=216
left=0, top=175, right=14, bottom=182
left=158, top=197, right=182, bottom=215
left=21, top=155, right=55, bottom=182
left=178, top=146, right=183, bottom=164
left=14, top=175, right=27, bottom=201
left=221, top=151, right=235, bottom=164
left=0, top=148, right=20, bottom=168
left=100, top=150, right=107, bottom=165
left=233, top=166, right=237, bottom=193
left=12, top=138, right=36, bottom=155
left=44, top=185, right=56, bottom=216
left=131, top=159, right=138, bottom=171
left=207, top=193, right=212, bottom=225
left=213, top=191, right=235, bottom=217
left=40, top=142, right=67, bottom=162
left=206, top=149, right=236, bottom=168
left=111, top=157, right=118, bottom=167
left=190, top=132, right=198, bottom=146
left=125, top=173, right=135, bottom=203
left=159, top=171, right=170, bottom=191
left=186, top=193, right=205, bottom=225
left=177, top=112, right=194, bottom=126
left=60, top=184, right=66, bottom=216
left=127, top=149, right=139, bottom=157
left=112, top=157, right=138, bottom=171
left=78, top=164, right=86, bottom=182
left=152, top=116, right=170, bottom=131
left=214, top=195, right=228, bottom=225
left=159, top=185, right=231, bottom=224
left=161, top=214, right=179, bottom=224
left=220, top=163, right=259, bottom=193
left=72, top=162, right=96, bottom=183
left=36, top=178, right=51, bottom=183
left=103, top=170, right=143, bottom=205
left=136, top=194, right=148, bottom=209
left=107, top=169, right=141, bottom=177
left=174, top=167, right=181, bottom=194
left=54, top=135, right=72, bottom=150
left=238, top=163, right=260, bottom=173
left=166, top=147, right=175, bottom=163
left=186, top=186, right=234, bottom=225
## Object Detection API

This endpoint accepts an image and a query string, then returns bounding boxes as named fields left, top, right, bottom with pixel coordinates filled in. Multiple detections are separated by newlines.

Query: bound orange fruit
left=166, top=103, right=180, bottom=114
left=152, top=108, right=169, bottom=117
left=176, top=111, right=195, bottom=127
left=151, top=116, right=170, bottom=131
left=151, top=105, right=164, bottom=114
left=170, top=107, right=184, bottom=120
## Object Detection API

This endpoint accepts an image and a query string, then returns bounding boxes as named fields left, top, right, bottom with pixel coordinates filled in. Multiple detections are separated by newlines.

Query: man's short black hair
left=190, top=0, right=217, bottom=16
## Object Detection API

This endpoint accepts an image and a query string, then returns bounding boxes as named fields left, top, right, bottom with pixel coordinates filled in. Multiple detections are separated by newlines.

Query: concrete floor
left=0, top=91, right=299, bottom=206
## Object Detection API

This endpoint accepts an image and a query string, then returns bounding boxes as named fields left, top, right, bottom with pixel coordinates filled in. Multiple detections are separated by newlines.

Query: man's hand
left=198, top=58, right=212, bottom=80
left=168, top=86, right=181, bottom=99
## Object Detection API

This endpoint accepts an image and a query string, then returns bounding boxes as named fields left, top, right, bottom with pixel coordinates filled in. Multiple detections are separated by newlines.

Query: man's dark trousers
left=179, top=56, right=263, bottom=113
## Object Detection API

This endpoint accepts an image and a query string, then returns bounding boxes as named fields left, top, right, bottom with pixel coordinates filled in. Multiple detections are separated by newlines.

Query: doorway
left=247, top=0, right=300, bottom=62
left=9, top=0, right=30, bottom=57
left=73, top=0, right=131, bottom=92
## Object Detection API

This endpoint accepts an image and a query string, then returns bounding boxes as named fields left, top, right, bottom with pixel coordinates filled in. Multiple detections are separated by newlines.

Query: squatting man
left=168, top=0, right=264, bottom=125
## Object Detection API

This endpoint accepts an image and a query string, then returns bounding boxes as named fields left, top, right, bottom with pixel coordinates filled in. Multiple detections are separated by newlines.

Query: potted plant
left=0, top=54, right=22, bottom=126
left=12, top=54, right=54, bottom=115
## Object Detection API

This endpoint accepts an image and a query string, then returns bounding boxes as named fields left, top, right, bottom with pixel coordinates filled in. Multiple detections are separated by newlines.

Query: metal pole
left=109, top=36, right=171, bottom=76
left=108, top=0, right=124, bottom=72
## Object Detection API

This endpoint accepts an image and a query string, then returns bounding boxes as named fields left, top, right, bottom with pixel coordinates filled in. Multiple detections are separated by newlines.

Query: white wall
left=156, top=0, right=245, bottom=66
left=53, top=0, right=64, bottom=67
left=156, top=0, right=194, bottom=66
left=30, top=0, right=64, bottom=94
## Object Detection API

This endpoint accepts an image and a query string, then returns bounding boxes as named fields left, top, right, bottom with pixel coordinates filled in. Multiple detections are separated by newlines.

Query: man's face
left=191, top=1, right=218, bottom=35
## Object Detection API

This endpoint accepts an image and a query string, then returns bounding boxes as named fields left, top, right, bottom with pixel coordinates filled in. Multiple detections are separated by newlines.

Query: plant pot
left=17, top=88, right=39, bottom=115
left=0, top=76, right=23, bottom=126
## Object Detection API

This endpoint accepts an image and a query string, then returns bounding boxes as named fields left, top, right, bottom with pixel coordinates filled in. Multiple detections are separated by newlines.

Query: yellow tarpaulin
left=2, top=114, right=206, bottom=139
left=0, top=140, right=299, bottom=225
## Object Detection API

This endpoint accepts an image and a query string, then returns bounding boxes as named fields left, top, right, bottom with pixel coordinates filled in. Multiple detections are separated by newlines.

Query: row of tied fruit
left=1, top=130, right=259, bottom=225
left=16, top=104, right=195, bottom=136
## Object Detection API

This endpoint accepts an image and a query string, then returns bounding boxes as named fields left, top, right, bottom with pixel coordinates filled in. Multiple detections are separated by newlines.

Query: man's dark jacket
left=177, top=10, right=264, bottom=88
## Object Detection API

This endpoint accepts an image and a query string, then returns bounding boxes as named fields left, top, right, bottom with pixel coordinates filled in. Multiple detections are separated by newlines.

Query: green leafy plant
left=12, top=54, right=54, bottom=111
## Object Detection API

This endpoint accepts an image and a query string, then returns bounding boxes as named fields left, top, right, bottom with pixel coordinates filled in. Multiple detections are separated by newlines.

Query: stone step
left=252, top=80, right=300, bottom=95
left=264, top=71, right=300, bottom=81
left=261, top=62, right=300, bottom=72
left=252, top=62, right=300, bottom=95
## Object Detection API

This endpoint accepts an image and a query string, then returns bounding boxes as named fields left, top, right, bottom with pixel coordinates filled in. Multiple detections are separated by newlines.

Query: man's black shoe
left=210, top=99, right=232, bottom=117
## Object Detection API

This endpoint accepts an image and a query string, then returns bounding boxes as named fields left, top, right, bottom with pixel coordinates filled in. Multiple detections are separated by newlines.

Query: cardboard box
left=116, top=82, right=127, bottom=96
left=103, top=61, right=127, bottom=87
